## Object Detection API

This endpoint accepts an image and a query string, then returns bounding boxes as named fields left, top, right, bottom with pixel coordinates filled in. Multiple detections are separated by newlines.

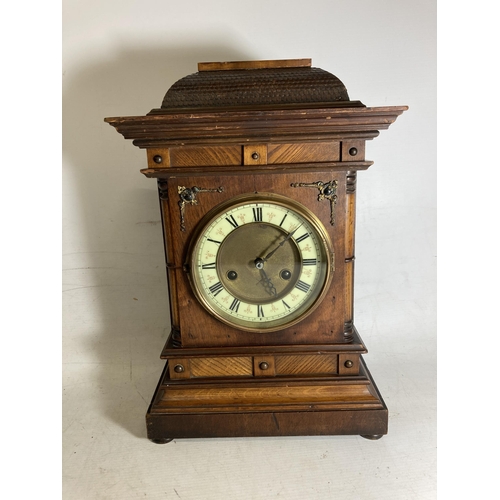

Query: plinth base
left=146, top=356, right=387, bottom=441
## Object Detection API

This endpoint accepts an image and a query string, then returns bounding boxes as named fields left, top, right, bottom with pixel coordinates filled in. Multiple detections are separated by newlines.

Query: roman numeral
left=279, top=213, right=288, bottom=227
left=257, top=305, right=264, bottom=317
left=302, top=259, right=317, bottom=266
left=295, top=233, right=310, bottom=243
left=229, top=298, right=240, bottom=313
left=295, top=280, right=310, bottom=293
left=208, top=282, right=224, bottom=296
left=207, top=238, right=221, bottom=245
left=253, top=207, right=263, bottom=222
left=201, top=262, right=216, bottom=269
left=282, top=300, right=291, bottom=310
left=225, top=215, right=238, bottom=228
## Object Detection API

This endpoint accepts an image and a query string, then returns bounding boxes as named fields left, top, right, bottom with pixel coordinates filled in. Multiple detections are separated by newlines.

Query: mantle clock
left=105, top=59, right=407, bottom=442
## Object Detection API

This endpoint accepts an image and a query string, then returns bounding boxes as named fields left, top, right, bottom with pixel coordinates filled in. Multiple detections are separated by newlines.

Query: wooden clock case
left=105, top=59, right=407, bottom=442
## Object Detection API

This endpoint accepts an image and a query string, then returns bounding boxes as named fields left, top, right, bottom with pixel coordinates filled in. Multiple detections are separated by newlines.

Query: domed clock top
left=160, top=59, right=353, bottom=110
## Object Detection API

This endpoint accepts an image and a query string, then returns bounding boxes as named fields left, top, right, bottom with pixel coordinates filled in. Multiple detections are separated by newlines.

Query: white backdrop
left=62, top=1, right=436, bottom=498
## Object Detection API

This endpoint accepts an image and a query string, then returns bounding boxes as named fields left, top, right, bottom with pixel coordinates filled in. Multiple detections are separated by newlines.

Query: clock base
left=146, top=356, right=387, bottom=441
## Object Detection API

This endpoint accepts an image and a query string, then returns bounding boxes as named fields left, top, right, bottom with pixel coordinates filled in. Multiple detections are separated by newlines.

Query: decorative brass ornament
left=290, top=180, right=339, bottom=225
left=177, top=185, right=224, bottom=231
left=185, top=193, right=334, bottom=333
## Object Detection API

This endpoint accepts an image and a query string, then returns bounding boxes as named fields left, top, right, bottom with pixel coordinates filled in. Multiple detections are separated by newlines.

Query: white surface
left=62, top=1, right=436, bottom=498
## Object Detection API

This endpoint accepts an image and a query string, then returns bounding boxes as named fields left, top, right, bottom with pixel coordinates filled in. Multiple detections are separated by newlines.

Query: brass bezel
left=185, top=193, right=334, bottom=333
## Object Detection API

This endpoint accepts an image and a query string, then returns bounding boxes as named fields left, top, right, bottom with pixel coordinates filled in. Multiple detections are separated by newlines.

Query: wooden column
left=344, top=170, right=357, bottom=342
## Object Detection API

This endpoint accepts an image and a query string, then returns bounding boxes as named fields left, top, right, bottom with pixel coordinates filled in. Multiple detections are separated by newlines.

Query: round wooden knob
left=259, top=361, right=269, bottom=370
left=344, top=360, right=354, bottom=368
left=174, top=364, right=185, bottom=373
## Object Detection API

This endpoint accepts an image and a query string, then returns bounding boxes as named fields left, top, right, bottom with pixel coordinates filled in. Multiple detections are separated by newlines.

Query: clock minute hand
left=262, top=224, right=303, bottom=262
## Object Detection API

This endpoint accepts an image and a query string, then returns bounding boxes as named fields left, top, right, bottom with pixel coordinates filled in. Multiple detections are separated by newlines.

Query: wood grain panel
left=157, top=383, right=379, bottom=409
left=169, top=146, right=241, bottom=167
left=190, top=357, right=253, bottom=377
left=275, top=354, right=337, bottom=375
left=267, top=142, right=339, bottom=164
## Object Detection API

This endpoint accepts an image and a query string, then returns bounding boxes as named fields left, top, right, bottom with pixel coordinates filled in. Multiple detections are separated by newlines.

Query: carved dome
left=160, top=60, right=359, bottom=111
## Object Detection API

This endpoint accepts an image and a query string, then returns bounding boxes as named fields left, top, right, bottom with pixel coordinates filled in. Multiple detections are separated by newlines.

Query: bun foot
left=361, top=434, right=384, bottom=440
left=150, top=438, right=174, bottom=444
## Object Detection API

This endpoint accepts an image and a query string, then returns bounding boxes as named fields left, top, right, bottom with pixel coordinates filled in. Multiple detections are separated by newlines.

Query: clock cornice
left=104, top=105, right=408, bottom=148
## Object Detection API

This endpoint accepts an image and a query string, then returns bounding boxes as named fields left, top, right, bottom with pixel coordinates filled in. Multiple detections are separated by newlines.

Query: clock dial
left=187, top=194, right=333, bottom=332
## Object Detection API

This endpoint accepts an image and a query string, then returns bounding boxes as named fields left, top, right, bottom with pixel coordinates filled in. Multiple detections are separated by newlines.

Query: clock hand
left=258, top=268, right=277, bottom=296
left=262, top=224, right=303, bottom=262
left=253, top=259, right=277, bottom=296
left=253, top=224, right=303, bottom=296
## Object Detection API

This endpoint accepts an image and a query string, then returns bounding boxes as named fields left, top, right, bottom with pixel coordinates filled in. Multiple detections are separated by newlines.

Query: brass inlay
left=291, top=180, right=339, bottom=225
left=178, top=185, right=224, bottom=231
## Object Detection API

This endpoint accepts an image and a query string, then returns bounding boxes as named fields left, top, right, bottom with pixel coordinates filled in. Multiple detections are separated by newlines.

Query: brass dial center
left=218, top=223, right=301, bottom=305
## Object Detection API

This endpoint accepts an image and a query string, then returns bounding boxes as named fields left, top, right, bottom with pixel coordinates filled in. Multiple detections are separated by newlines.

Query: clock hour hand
left=257, top=268, right=277, bottom=296
left=254, top=259, right=277, bottom=296
left=262, top=224, right=303, bottom=262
